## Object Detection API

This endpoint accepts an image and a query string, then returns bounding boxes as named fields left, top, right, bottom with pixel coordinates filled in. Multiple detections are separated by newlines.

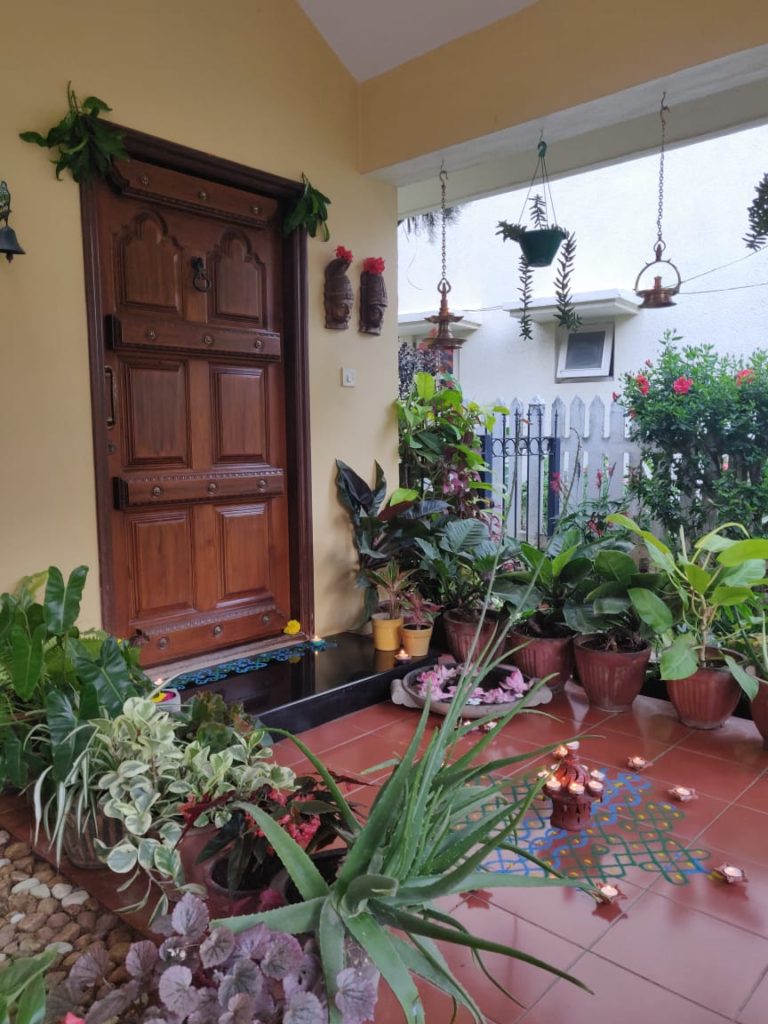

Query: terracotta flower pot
left=63, top=809, right=124, bottom=870
left=573, top=635, right=651, bottom=712
left=371, top=615, right=403, bottom=651
left=751, top=679, right=768, bottom=750
left=506, top=628, right=574, bottom=694
left=442, top=611, right=497, bottom=663
left=177, top=823, right=218, bottom=889
left=401, top=623, right=433, bottom=657
left=666, top=664, right=741, bottom=730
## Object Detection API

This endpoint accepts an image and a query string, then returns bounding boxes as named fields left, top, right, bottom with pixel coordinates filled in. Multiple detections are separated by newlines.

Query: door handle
left=105, top=366, right=117, bottom=428
left=191, top=257, right=212, bottom=292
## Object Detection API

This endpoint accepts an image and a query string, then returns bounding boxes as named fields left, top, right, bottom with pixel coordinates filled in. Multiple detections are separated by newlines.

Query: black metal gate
left=480, top=401, right=561, bottom=546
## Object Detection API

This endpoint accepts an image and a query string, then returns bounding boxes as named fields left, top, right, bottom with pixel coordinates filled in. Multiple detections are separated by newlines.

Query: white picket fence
left=483, top=395, right=642, bottom=543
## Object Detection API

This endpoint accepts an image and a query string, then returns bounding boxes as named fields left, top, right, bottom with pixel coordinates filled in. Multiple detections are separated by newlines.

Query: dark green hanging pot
left=518, top=227, right=566, bottom=268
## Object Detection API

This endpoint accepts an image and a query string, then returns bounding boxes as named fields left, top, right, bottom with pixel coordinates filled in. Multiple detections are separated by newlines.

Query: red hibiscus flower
left=635, top=374, right=650, bottom=396
left=736, top=368, right=755, bottom=386
left=363, top=256, right=385, bottom=274
left=672, top=376, right=693, bottom=395
left=549, top=471, right=562, bottom=494
left=335, top=245, right=353, bottom=262
left=611, top=391, right=620, bottom=402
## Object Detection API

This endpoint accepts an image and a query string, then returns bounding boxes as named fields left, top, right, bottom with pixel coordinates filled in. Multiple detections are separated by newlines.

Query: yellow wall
left=0, top=0, right=398, bottom=634
left=360, top=0, right=768, bottom=172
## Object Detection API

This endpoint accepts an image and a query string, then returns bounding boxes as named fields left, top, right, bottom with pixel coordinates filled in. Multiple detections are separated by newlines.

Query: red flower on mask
left=363, top=256, right=385, bottom=274
left=335, top=245, right=353, bottom=262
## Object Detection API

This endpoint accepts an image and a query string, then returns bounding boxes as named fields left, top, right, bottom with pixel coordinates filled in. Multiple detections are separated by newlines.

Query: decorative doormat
left=168, top=640, right=334, bottom=690
left=471, top=770, right=710, bottom=886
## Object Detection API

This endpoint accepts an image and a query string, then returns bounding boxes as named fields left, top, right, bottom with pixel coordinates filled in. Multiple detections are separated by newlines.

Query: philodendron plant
left=607, top=514, right=768, bottom=687
left=216, top=645, right=591, bottom=1023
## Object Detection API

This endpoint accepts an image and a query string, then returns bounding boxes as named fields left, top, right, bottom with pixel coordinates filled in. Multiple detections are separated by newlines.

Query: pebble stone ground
left=0, top=828, right=142, bottom=1002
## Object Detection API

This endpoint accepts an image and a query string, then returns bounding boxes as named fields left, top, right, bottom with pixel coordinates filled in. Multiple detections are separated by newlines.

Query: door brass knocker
left=191, top=256, right=212, bottom=292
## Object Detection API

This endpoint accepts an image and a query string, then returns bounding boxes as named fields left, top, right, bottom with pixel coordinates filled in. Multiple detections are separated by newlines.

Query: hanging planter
left=496, top=143, right=580, bottom=340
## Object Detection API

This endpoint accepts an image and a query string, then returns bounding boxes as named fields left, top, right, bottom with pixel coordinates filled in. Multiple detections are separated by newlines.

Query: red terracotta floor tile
left=571, top=731, right=670, bottom=772
left=343, top=701, right=411, bottom=734
left=458, top=877, right=646, bottom=949
left=699, top=805, right=768, bottom=867
left=373, top=974, right=482, bottom=1024
left=590, top=889, right=768, bottom=1018
left=437, top=897, right=583, bottom=1022
left=649, top=843, right=768, bottom=939
left=519, top=952, right=731, bottom=1024
left=645, top=746, right=762, bottom=801
left=545, top=684, right=616, bottom=729
left=289, top=712, right=376, bottom=753
left=738, top=775, right=768, bottom=814
left=319, top=734, right=413, bottom=782
left=617, top=777, right=729, bottom=842
left=677, top=715, right=768, bottom=769
left=598, top=695, right=692, bottom=745
left=499, top=708, right=584, bottom=748
left=738, top=967, right=768, bottom=1024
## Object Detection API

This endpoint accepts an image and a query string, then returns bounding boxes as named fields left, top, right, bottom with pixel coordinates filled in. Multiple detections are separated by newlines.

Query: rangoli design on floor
left=170, top=640, right=334, bottom=690
left=471, top=770, right=710, bottom=885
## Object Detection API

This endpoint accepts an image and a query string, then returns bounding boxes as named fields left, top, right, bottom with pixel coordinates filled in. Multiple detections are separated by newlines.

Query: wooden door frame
left=80, top=126, right=315, bottom=643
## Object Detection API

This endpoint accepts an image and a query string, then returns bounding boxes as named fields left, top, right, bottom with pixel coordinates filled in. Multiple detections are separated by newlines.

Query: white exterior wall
left=398, top=124, right=768, bottom=413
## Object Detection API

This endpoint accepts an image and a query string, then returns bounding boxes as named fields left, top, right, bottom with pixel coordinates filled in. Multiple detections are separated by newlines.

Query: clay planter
left=506, top=628, right=574, bottom=694
left=517, top=227, right=566, bottom=267
left=177, top=823, right=217, bottom=889
left=751, top=679, right=768, bottom=749
left=371, top=615, right=403, bottom=651
left=666, top=664, right=741, bottom=730
left=442, top=611, right=497, bottom=663
left=401, top=623, right=433, bottom=657
left=63, top=809, right=124, bottom=870
left=573, top=635, right=651, bottom=712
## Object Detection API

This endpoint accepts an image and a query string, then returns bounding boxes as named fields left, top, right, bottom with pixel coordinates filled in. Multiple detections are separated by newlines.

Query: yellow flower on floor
left=283, top=619, right=301, bottom=636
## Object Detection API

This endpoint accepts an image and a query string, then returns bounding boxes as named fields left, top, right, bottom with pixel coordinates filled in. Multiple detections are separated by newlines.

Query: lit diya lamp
left=594, top=882, right=626, bottom=905
left=394, top=647, right=412, bottom=662
left=627, top=755, right=649, bottom=771
left=713, top=863, right=747, bottom=885
left=544, top=743, right=603, bottom=831
left=668, top=785, right=698, bottom=802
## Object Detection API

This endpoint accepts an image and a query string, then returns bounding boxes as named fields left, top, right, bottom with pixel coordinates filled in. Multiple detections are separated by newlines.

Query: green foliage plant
left=0, top=949, right=57, bottom=1024
left=745, top=171, right=768, bottom=251
left=395, top=371, right=502, bottom=513
left=608, top=513, right=768, bottom=687
left=362, top=560, right=415, bottom=619
left=20, top=83, right=127, bottom=182
left=0, top=565, right=150, bottom=791
left=283, top=173, right=331, bottom=241
left=215, top=623, right=592, bottom=1023
left=335, top=459, right=446, bottom=622
left=617, top=334, right=768, bottom=537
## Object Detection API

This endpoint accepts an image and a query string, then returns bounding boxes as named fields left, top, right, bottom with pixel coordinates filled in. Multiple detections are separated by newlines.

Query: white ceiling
left=297, top=0, right=538, bottom=81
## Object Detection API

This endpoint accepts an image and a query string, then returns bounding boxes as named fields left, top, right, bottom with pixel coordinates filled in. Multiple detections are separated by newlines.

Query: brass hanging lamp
left=424, top=165, right=464, bottom=349
left=634, top=94, right=681, bottom=308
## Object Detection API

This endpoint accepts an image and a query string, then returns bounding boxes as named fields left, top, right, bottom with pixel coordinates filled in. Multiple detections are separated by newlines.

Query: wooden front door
left=83, top=141, right=311, bottom=666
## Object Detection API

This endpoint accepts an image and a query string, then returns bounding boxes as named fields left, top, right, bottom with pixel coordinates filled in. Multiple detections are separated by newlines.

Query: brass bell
left=0, top=181, right=25, bottom=263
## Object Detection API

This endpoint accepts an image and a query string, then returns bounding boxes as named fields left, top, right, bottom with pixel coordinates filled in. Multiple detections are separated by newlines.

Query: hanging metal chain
left=439, top=163, right=449, bottom=289
left=655, top=92, right=670, bottom=251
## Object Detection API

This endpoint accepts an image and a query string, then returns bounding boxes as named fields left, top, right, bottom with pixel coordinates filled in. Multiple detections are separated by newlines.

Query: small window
left=556, top=323, right=614, bottom=381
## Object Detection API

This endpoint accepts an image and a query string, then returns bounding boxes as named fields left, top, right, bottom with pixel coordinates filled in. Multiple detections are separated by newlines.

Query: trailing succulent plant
left=745, top=171, right=768, bottom=251
left=283, top=173, right=331, bottom=241
left=51, top=893, right=379, bottom=1024
left=497, top=194, right=580, bottom=340
left=20, top=83, right=127, bottom=182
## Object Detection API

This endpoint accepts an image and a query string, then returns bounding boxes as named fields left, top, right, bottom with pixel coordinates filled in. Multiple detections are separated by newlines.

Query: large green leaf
left=0, top=949, right=57, bottom=1003
left=343, top=912, right=424, bottom=1024
left=43, top=565, right=88, bottom=635
left=214, top=896, right=325, bottom=936
left=595, top=549, right=636, bottom=583
left=14, top=974, right=46, bottom=1024
left=11, top=624, right=46, bottom=699
left=628, top=588, right=674, bottom=632
left=414, top=372, right=436, bottom=401
left=710, top=585, right=754, bottom=607
left=718, top=539, right=768, bottom=567
left=45, top=690, right=80, bottom=783
left=70, top=636, right=134, bottom=716
left=659, top=636, right=699, bottom=680
left=683, top=563, right=711, bottom=594
left=725, top=656, right=759, bottom=700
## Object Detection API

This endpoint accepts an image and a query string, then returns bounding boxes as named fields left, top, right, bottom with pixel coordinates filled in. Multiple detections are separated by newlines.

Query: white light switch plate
left=341, top=367, right=356, bottom=387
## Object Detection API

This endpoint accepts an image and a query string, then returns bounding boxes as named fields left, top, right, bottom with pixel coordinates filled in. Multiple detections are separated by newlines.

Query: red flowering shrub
left=616, top=332, right=768, bottom=536
left=362, top=256, right=385, bottom=274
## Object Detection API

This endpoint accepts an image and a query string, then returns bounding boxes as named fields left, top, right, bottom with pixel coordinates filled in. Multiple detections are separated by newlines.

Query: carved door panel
left=93, top=160, right=291, bottom=665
